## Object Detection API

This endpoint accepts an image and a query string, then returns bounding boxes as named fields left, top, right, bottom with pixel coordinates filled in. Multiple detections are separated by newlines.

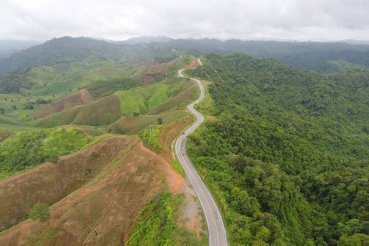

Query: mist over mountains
left=1, top=36, right=369, bottom=75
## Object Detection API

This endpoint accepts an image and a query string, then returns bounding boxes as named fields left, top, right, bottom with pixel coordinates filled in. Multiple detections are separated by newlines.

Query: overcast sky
left=1, top=0, right=369, bottom=41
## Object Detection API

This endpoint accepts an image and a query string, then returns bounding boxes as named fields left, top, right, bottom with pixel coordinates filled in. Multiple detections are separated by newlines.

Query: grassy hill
left=35, top=76, right=197, bottom=129
left=188, top=53, right=369, bottom=245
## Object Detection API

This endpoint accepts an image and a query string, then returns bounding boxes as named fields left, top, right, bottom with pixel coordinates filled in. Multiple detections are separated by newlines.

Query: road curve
left=175, top=64, right=228, bottom=246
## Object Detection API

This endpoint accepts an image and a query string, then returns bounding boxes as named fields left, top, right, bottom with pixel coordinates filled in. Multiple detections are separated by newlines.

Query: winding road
left=175, top=61, right=228, bottom=246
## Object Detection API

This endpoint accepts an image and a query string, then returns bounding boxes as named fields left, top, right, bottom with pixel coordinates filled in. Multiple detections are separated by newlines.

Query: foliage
left=87, top=77, right=141, bottom=98
left=0, top=128, right=89, bottom=179
left=28, top=203, right=50, bottom=222
left=172, top=157, right=185, bottom=177
left=115, top=77, right=189, bottom=115
left=126, top=193, right=201, bottom=246
left=139, top=125, right=162, bottom=152
left=187, top=53, right=369, bottom=245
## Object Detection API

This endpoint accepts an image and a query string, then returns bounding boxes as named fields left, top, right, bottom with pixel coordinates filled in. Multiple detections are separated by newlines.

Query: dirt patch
left=0, top=136, right=133, bottom=231
left=0, top=132, right=11, bottom=142
left=178, top=185, right=203, bottom=237
left=35, top=89, right=93, bottom=119
left=139, top=61, right=174, bottom=83
left=139, top=143, right=184, bottom=194
left=186, top=58, right=199, bottom=69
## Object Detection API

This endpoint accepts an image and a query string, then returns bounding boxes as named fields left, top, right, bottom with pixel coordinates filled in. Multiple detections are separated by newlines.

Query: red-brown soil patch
left=139, top=143, right=184, bottom=194
left=35, top=89, right=93, bottom=119
left=186, top=58, right=199, bottom=69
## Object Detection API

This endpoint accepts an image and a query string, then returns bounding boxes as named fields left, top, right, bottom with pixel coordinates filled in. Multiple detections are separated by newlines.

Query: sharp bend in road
left=175, top=61, right=228, bottom=246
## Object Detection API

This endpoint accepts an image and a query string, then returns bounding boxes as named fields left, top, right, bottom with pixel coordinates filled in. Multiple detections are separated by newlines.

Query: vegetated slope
left=0, top=36, right=180, bottom=78
left=0, top=128, right=90, bottom=180
left=160, top=39, right=369, bottom=72
left=0, top=37, right=123, bottom=74
left=110, top=77, right=198, bottom=133
left=24, top=60, right=137, bottom=97
left=187, top=53, right=369, bottom=245
left=0, top=40, right=40, bottom=59
left=115, top=77, right=193, bottom=115
left=34, top=89, right=93, bottom=119
left=34, top=76, right=194, bottom=129
left=0, top=132, right=201, bottom=245
left=35, top=94, right=122, bottom=127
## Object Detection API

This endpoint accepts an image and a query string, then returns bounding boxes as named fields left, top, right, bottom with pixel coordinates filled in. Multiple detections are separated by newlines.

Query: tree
left=157, top=117, right=163, bottom=125
left=28, top=203, right=50, bottom=222
left=23, top=103, right=34, bottom=110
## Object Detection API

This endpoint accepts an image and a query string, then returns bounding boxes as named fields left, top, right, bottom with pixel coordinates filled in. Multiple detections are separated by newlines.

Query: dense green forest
left=1, top=37, right=369, bottom=78
left=0, top=128, right=89, bottom=179
left=187, top=53, right=369, bottom=245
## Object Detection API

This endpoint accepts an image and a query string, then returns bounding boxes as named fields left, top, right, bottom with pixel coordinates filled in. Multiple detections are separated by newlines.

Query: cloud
left=0, top=0, right=368, bottom=41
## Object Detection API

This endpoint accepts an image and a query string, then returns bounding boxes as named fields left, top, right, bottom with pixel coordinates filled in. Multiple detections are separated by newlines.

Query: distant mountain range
left=1, top=36, right=369, bottom=74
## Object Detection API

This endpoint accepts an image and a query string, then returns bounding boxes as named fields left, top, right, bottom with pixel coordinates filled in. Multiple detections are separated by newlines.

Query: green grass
left=35, top=94, right=122, bottom=127
left=172, top=157, right=185, bottom=177
left=0, top=123, right=39, bottom=133
left=126, top=193, right=202, bottom=246
left=110, top=110, right=188, bottom=134
left=0, top=127, right=90, bottom=179
left=139, top=125, right=163, bottom=152
left=0, top=93, right=56, bottom=121
left=25, top=60, right=133, bottom=97
left=34, top=76, right=196, bottom=129
left=115, top=77, right=188, bottom=116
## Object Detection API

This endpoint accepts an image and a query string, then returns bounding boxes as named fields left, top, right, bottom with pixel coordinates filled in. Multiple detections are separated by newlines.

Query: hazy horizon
left=1, top=0, right=369, bottom=42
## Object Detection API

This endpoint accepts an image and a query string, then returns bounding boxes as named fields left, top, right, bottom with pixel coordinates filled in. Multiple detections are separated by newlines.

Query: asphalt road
left=175, top=65, right=228, bottom=246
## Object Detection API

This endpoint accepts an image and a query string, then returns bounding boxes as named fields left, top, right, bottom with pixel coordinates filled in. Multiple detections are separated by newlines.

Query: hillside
left=0, top=37, right=124, bottom=74
left=128, top=38, right=369, bottom=72
left=187, top=53, right=369, bottom=245
left=34, top=76, right=196, bottom=128
left=0, top=55, right=206, bottom=245
left=2, top=37, right=369, bottom=80
left=0, top=135, right=198, bottom=244
left=0, top=40, right=39, bottom=59
left=34, top=89, right=93, bottom=119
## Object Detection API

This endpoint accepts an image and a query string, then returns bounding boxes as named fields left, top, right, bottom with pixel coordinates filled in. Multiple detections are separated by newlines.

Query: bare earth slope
left=35, top=89, right=93, bottom=119
left=0, top=134, right=184, bottom=245
left=0, top=136, right=133, bottom=231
